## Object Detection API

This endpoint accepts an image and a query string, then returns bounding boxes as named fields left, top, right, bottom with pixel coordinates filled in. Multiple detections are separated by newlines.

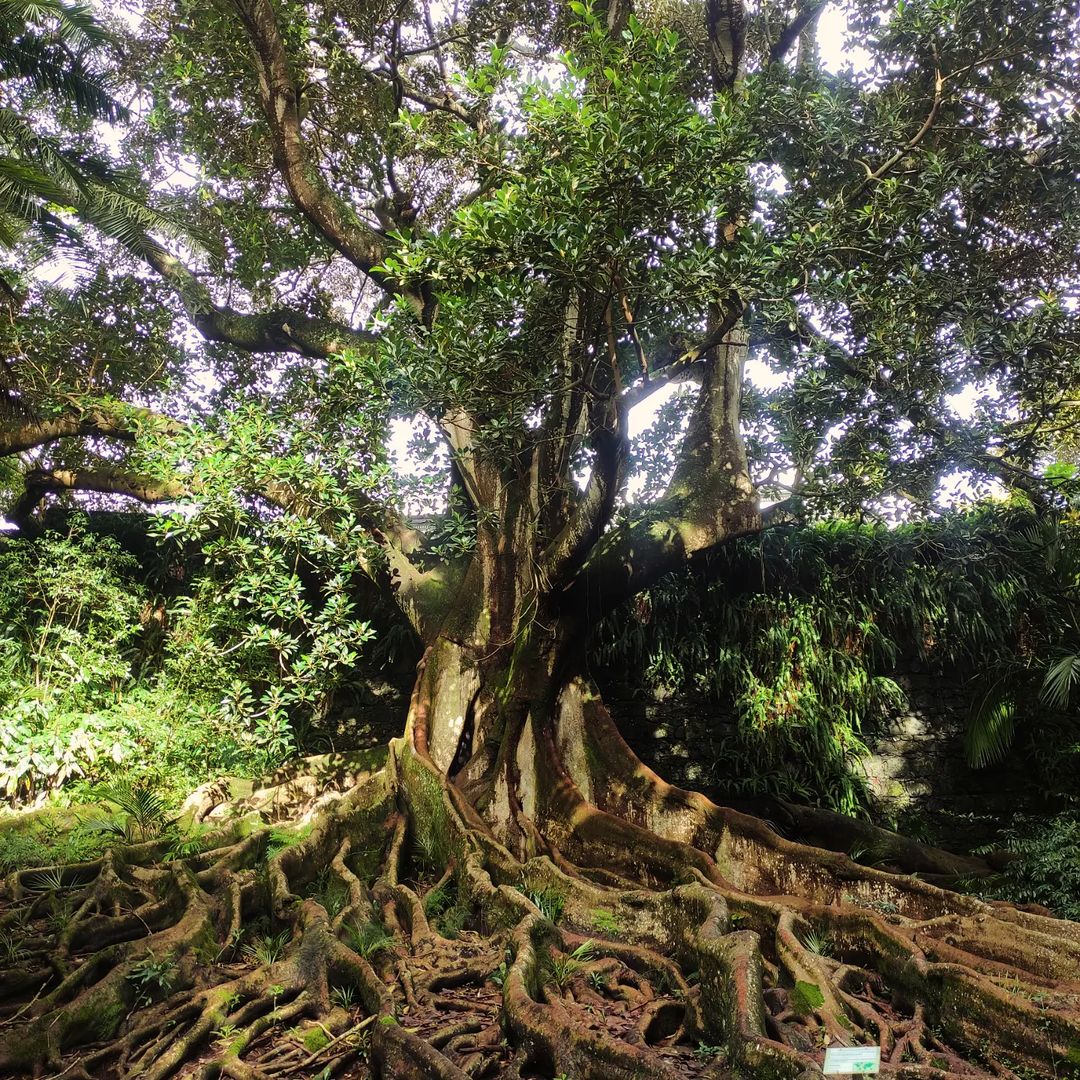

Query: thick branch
left=540, top=298, right=633, bottom=587
left=232, top=0, right=397, bottom=289
left=144, top=245, right=376, bottom=358
left=9, top=457, right=437, bottom=612
left=767, top=0, right=826, bottom=63
left=565, top=329, right=759, bottom=612
left=706, top=0, right=747, bottom=90
left=540, top=419, right=627, bottom=590
left=10, top=465, right=185, bottom=522
left=0, top=401, right=182, bottom=456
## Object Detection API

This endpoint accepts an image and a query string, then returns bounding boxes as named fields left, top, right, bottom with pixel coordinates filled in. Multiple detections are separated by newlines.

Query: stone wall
left=855, top=669, right=1033, bottom=849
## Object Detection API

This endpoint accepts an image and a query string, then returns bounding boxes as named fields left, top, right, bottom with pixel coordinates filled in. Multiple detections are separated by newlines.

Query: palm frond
left=1041, top=653, right=1080, bottom=711
left=0, top=39, right=125, bottom=121
left=0, top=0, right=111, bottom=51
left=964, top=682, right=1017, bottom=768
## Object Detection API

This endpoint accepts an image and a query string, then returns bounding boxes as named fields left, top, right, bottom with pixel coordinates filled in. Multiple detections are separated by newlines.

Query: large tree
left=3, top=0, right=1080, bottom=1077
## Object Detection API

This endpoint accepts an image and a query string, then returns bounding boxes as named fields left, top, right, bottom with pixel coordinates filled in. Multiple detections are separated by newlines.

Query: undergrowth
left=974, top=813, right=1080, bottom=920
left=4, top=504, right=1080, bottom=910
left=593, top=508, right=1080, bottom=815
left=0, top=513, right=385, bottom=808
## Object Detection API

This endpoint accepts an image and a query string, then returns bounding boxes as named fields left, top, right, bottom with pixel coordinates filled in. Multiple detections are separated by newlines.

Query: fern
left=965, top=681, right=1017, bottom=768
left=0, top=0, right=206, bottom=255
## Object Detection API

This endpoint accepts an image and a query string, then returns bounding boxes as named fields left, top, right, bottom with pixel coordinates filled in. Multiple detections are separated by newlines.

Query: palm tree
left=0, top=0, right=189, bottom=254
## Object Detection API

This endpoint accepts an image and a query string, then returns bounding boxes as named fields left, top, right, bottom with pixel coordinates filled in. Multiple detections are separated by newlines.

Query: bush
left=0, top=512, right=383, bottom=807
left=592, top=509, right=1080, bottom=814
left=976, top=814, right=1080, bottom=920
left=0, top=522, right=147, bottom=801
left=154, top=504, right=378, bottom=774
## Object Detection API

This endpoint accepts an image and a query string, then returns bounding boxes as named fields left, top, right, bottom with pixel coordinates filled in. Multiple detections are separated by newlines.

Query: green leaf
left=964, top=683, right=1017, bottom=768
left=791, top=981, right=825, bottom=1016
left=1041, top=654, right=1080, bottom=711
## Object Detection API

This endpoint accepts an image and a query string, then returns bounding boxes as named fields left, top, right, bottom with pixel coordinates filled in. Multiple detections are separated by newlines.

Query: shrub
left=976, top=814, right=1080, bottom=920
left=0, top=521, right=146, bottom=801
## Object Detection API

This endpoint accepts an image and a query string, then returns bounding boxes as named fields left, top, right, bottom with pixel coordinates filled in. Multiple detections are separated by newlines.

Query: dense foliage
left=974, top=814, right=1080, bottom=920
left=0, top=514, right=386, bottom=806
left=7, top=506, right=1079, bottom=827
left=595, top=508, right=1080, bottom=814
left=6, top=507, right=1080, bottom=927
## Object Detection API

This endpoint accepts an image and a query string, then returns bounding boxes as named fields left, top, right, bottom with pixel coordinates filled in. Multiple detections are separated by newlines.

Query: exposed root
left=0, top=663, right=1078, bottom=1080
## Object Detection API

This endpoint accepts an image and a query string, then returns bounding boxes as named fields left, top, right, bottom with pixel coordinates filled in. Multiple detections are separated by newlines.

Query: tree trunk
left=4, top=611, right=1080, bottom=1078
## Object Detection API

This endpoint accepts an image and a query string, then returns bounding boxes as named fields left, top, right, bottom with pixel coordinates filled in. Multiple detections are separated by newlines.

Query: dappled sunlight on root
left=0, top=715, right=1078, bottom=1080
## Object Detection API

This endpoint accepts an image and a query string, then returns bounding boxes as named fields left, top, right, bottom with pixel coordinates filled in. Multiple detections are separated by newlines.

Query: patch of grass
left=518, top=884, right=565, bottom=924
left=423, top=884, right=452, bottom=919
left=437, top=905, right=468, bottom=940
left=264, top=826, right=309, bottom=861
left=242, top=929, right=291, bottom=965
left=23, top=865, right=66, bottom=894
left=0, top=818, right=110, bottom=878
left=46, top=894, right=77, bottom=935
left=590, top=907, right=620, bottom=935
left=330, top=984, right=357, bottom=1009
left=165, top=824, right=212, bottom=861
left=345, top=920, right=395, bottom=959
left=545, top=940, right=598, bottom=991
left=306, top=871, right=350, bottom=919
left=0, top=929, right=28, bottom=963
left=800, top=928, right=832, bottom=957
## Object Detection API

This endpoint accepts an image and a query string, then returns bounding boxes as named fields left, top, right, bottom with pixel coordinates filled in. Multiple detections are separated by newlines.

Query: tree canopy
left=2, top=0, right=1079, bottom=550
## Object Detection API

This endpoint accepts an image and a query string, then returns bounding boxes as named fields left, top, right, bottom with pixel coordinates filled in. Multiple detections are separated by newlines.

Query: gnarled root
left=1, top=671, right=1079, bottom=1080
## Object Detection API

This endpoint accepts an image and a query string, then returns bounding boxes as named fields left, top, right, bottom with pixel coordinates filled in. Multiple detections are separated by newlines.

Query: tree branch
left=540, top=410, right=627, bottom=589
left=231, top=0, right=400, bottom=291
left=144, top=243, right=377, bottom=358
left=3, top=400, right=448, bottom=638
left=768, top=0, right=826, bottom=63
left=0, top=401, right=183, bottom=456
left=618, top=300, right=744, bottom=410
left=855, top=64, right=943, bottom=194
left=565, top=325, right=759, bottom=613
left=9, top=465, right=185, bottom=523
left=706, top=0, right=747, bottom=90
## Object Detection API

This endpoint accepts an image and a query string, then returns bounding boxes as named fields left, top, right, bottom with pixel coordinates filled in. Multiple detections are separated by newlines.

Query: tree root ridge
left=0, top=738, right=1078, bottom=1080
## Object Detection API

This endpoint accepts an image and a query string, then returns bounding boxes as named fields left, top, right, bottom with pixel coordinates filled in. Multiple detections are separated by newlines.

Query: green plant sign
left=823, top=1047, right=881, bottom=1074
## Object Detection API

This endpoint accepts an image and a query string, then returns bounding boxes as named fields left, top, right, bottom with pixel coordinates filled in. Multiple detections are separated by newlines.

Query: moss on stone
left=302, top=1026, right=332, bottom=1052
